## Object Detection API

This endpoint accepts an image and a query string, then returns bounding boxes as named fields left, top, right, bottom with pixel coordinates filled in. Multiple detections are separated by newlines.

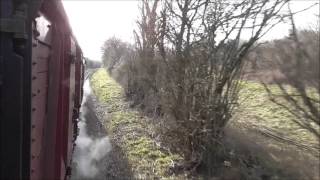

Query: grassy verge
left=90, top=69, right=318, bottom=179
left=234, top=81, right=319, bottom=146
left=90, top=69, right=184, bottom=179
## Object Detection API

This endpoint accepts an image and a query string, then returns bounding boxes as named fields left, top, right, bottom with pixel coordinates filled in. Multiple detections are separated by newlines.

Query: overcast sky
left=62, top=1, right=319, bottom=61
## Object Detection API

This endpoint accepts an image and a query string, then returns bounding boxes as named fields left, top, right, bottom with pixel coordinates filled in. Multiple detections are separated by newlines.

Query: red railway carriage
left=0, top=0, right=84, bottom=179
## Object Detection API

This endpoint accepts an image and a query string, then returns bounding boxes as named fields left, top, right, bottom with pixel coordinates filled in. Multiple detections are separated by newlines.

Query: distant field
left=233, top=81, right=319, bottom=148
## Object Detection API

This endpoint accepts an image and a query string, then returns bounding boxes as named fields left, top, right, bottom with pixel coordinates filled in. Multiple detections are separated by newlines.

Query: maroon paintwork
left=30, top=1, right=84, bottom=179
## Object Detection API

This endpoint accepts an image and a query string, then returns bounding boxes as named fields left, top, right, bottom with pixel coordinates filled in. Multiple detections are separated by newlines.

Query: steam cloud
left=73, top=80, right=111, bottom=178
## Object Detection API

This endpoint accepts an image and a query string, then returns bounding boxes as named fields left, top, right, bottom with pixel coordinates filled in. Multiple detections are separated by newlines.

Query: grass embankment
left=234, top=81, right=319, bottom=147
left=90, top=69, right=184, bottom=179
left=90, top=68, right=318, bottom=178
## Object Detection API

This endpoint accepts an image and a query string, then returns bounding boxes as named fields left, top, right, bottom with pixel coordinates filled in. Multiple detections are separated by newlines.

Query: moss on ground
left=91, top=69, right=124, bottom=112
left=91, top=69, right=184, bottom=179
left=235, top=81, right=319, bottom=146
left=125, top=137, right=182, bottom=178
left=91, top=69, right=318, bottom=178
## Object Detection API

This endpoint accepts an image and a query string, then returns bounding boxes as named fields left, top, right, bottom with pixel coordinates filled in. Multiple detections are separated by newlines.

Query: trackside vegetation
left=91, top=69, right=185, bottom=179
left=235, top=81, right=319, bottom=146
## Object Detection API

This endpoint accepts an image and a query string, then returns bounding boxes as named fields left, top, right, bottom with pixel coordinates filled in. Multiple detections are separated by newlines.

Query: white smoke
left=73, top=80, right=111, bottom=178
left=82, top=79, right=92, bottom=102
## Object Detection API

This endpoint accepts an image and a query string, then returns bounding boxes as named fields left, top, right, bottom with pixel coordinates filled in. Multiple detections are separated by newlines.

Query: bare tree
left=158, top=0, right=290, bottom=170
left=126, top=0, right=162, bottom=111
left=263, top=7, right=320, bottom=140
left=109, top=0, right=291, bottom=172
left=101, top=37, right=129, bottom=73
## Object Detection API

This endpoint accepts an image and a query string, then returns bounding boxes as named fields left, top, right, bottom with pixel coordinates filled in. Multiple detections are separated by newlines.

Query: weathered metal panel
left=30, top=1, right=84, bottom=179
left=0, top=0, right=30, bottom=179
left=43, top=23, right=63, bottom=179
left=1, top=0, right=83, bottom=179
left=67, top=38, right=76, bottom=167
left=56, top=33, right=68, bottom=180
left=30, top=15, right=51, bottom=180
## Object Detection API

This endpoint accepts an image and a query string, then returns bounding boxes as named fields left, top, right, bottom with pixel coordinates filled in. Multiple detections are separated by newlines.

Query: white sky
left=62, top=1, right=319, bottom=61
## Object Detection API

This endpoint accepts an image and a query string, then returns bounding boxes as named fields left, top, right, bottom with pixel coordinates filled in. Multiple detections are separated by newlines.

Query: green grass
left=90, top=69, right=184, bottom=179
left=91, top=69, right=319, bottom=178
left=91, top=69, right=124, bottom=112
left=234, top=81, right=319, bottom=146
